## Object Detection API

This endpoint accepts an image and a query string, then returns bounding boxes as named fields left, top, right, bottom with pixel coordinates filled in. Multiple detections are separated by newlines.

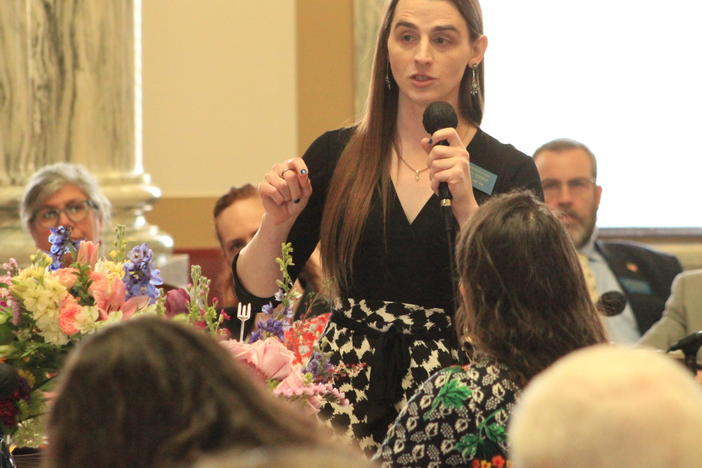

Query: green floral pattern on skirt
left=374, top=357, right=520, bottom=467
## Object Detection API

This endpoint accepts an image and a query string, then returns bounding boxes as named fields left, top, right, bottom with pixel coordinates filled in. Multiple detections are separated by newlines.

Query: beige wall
left=145, top=0, right=354, bottom=249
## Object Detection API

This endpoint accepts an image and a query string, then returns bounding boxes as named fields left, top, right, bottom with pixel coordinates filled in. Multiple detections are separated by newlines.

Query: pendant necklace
left=393, top=143, right=429, bottom=182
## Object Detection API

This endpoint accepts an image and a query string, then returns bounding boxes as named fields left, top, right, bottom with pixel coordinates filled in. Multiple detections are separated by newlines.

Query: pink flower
left=221, top=337, right=295, bottom=381
left=164, top=288, right=190, bottom=317
left=52, top=268, right=79, bottom=290
left=58, top=295, right=81, bottom=335
left=121, top=296, right=150, bottom=319
left=89, top=273, right=126, bottom=319
left=274, top=365, right=307, bottom=397
left=77, top=241, right=99, bottom=268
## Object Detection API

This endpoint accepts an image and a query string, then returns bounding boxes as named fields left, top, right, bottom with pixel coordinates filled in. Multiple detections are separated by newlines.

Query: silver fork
left=237, top=302, right=251, bottom=341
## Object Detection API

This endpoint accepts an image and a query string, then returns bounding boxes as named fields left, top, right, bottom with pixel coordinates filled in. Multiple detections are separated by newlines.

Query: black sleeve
left=231, top=129, right=351, bottom=310
left=507, top=155, right=544, bottom=201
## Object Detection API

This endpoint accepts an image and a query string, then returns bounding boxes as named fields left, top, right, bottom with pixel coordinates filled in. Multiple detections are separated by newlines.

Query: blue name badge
left=619, top=277, right=653, bottom=295
left=470, top=163, right=498, bottom=195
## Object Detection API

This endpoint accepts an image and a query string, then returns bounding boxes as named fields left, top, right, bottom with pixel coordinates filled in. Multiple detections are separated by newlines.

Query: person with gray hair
left=508, top=345, right=702, bottom=468
left=20, top=162, right=111, bottom=252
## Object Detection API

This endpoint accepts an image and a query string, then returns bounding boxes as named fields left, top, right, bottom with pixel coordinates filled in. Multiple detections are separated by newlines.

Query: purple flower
left=274, top=289, right=285, bottom=302
left=47, top=226, right=77, bottom=271
left=304, top=351, right=335, bottom=383
left=261, top=303, right=274, bottom=315
left=283, top=306, right=294, bottom=319
left=123, top=243, right=163, bottom=302
left=248, top=317, right=289, bottom=343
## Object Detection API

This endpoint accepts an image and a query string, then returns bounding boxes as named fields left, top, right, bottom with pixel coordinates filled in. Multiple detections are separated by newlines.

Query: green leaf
left=424, top=375, right=471, bottom=420
left=484, top=422, right=507, bottom=444
left=454, top=433, right=480, bottom=459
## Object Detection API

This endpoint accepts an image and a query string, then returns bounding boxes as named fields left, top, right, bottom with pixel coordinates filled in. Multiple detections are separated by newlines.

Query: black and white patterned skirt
left=317, top=298, right=460, bottom=455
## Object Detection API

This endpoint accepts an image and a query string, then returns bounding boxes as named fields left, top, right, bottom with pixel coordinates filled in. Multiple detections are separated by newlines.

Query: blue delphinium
left=47, top=226, right=78, bottom=271
left=261, top=302, right=274, bottom=315
left=123, top=243, right=163, bottom=302
left=248, top=316, right=288, bottom=343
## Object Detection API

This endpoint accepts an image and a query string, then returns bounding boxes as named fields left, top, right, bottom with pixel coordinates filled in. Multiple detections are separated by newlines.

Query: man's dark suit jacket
left=596, top=240, right=682, bottom=335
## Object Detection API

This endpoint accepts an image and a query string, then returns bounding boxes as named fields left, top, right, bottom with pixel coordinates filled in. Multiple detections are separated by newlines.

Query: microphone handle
left=435, top=139, right=453, bottom=204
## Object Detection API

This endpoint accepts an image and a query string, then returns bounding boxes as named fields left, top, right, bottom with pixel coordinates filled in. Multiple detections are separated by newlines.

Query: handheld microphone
left=595, top=291, right=627, bottom=317
left=668, top=331, right=702, bottom=375
left=668, top=330, right=702, bottom=353
left=422, top=101, right=458, bottom=206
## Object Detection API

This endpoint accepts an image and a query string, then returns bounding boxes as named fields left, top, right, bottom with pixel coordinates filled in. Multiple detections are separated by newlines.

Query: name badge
left=619, top=277, right=653, bottom=295
left=470, top=163, right=498, bottom=195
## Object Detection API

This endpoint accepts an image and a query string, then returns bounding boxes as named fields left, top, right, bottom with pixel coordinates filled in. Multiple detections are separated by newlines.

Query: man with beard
left=534, top=139, right=681, bottom=343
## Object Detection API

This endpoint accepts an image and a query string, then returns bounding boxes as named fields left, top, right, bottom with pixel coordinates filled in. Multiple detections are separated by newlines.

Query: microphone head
left=422, top=101, right=458, bottom=135
left=596, top=291, right=627, bottom=317
left=668, top=330, right=702, bottom=353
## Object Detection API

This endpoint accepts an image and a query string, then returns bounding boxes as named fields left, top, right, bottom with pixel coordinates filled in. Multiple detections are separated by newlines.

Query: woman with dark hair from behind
left=42, top=317, right=326, bottom=468
left=374, top=191, right=608, bottom=466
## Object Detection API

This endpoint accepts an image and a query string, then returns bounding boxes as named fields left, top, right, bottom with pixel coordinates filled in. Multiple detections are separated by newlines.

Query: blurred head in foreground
left=44, top=317, right=325, bottom=468
left=509, top=344, right=702, bottom=468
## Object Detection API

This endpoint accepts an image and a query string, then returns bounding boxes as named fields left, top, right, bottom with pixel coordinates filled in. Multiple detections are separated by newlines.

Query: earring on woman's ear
left=470, top=63, right=480, bottom=96
left=385, top=63, right=392, bottom=90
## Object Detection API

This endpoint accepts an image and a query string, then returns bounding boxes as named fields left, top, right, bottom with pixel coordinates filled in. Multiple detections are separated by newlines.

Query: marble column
left=0, top=0, right=174, bottom=267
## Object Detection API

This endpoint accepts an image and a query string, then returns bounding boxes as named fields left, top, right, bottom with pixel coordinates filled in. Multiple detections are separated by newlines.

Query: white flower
left=96, top=311, right=124, bottom=329
left=74, top=306, right=100, bottom=334
left=38, top=320, right=69, bottom=346
left=94, top=260, right=125, bottom=282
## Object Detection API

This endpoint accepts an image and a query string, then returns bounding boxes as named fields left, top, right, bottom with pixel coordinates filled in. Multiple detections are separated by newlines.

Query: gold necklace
left=393, top=143, right=429, bottom=182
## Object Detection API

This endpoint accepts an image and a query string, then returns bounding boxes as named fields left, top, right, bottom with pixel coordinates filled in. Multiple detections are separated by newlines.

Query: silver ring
left=280, top=168, right=295, bottom=178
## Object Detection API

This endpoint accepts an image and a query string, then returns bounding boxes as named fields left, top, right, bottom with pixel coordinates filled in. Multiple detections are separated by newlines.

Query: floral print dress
left=374, top=356, right=521, bottom=467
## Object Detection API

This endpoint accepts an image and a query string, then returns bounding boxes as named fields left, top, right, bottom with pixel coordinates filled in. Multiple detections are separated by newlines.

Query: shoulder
left=302, top=127, right=355, bottom=161
left=422, top=359, right=520, bottom=407
left=301, top=126, right=356, bottom=182
left=674, top=269, right=702, bottom=286
left=597, top=240, right=681, bottom=266
left=470, top=129, right=544, bottom=199
left=470, top=129, right=531, bottom=164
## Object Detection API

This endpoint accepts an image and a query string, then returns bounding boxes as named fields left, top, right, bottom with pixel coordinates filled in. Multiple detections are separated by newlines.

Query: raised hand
left=259, top=158, right=313, bottom=226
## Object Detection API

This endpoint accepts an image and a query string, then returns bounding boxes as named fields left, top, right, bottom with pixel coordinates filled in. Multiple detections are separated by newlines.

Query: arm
left=235, top=129, right=344, bottom=301
left=638, top=272, right=688, bottom=350
left=236, top=159, right=312, bottom=298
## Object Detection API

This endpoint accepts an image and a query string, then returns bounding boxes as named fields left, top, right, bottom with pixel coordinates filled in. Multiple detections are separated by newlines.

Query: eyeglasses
left=541, top=177, right=596, bottom=197
left=32, top=200, right=97, bottom=229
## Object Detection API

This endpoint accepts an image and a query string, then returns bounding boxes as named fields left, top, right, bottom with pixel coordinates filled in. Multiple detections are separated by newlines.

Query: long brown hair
left=455, top=191, right=607, bottom=385
left=43, top=317, right=325, bottom=468
left=320, top=0, right=485, bottom=294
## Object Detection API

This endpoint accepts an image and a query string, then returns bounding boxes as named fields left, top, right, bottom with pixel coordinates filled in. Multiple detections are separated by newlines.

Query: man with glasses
left=20, top=163, right=111, bottom=253
left=534, top=139, right=681, bottom=343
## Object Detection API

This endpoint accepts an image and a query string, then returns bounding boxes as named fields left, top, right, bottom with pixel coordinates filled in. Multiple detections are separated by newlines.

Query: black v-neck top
left=234, top=127, right=543, bottom=313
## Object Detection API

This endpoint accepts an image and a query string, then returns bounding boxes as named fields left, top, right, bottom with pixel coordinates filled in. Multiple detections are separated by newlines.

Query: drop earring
left=470, top=63, right=480, bottom=96
left=385, top=63, right=392, bottom=90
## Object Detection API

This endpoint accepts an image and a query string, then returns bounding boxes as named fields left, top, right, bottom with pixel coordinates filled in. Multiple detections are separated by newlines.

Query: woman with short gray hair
left=20, top=163, right=111, bottom=252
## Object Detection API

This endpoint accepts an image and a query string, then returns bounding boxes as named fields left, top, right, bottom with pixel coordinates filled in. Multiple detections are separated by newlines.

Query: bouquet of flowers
left=217, top=243, right=349, bottom=413
left=0, top=225, right=164, bottom=445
